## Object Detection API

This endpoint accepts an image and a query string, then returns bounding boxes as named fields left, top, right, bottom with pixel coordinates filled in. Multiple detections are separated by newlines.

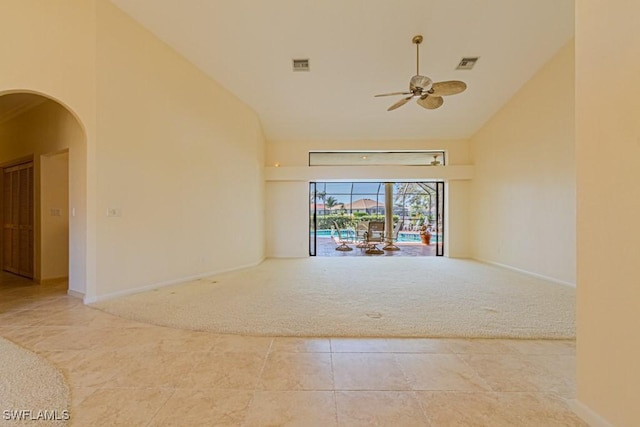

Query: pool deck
left=314, top=237, right=437, bottom=257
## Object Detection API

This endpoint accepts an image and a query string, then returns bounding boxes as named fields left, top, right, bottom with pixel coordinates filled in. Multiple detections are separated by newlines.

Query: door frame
left=308, top=181, right=445, bottom=257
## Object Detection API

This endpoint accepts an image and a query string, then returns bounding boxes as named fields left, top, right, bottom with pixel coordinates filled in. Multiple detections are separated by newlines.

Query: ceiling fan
left=375, top=35, right=467, bottom=111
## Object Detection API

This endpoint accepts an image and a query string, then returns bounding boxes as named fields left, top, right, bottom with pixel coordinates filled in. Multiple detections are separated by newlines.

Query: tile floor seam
left=330, top=351, right=336, bottom=394
left=330, top=350, right=343, bottom=426
left=331, top=390, right=339, bottom=426
left=390, top=350, right=436, bottom=425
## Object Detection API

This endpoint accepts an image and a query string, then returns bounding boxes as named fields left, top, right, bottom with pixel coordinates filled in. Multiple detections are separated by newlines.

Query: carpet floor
left=93, top=258, right=575, bottom=339
left=0, top=337, right=69, bottom=426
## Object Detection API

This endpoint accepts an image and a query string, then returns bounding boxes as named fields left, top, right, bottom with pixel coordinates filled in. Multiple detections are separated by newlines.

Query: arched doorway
left=0, top=91, right=86, bottom=296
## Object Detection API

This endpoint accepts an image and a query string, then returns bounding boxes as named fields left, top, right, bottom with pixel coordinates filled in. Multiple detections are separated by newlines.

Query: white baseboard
left=84, top=259, right=264, bottom=304
left=267, top=255, right=309, bottom=259
left=67, top=289, right=84, bottom=299
left=567, top=399, right=613, bottom=427
left=473, top=257, right=576, bottom=287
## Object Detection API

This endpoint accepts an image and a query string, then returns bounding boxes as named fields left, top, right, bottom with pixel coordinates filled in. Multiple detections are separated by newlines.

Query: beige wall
left=446, top=180, right=471, bottom=258
left=41, top=152, right=69, bottom=280
left=266, top=181, right=311, bottom=258
left=575, top=1, right=640, bottom=425
left=92, top=1, right=265, bottom=299
left=0, top=101, right=84, bottom=286
left=265, top=138, right=472, bottom=258
left=1, top=1, right=266, bottom=301
left=469, top=40, right=576, bottom=285
left=0, top=0, right=96, bottom=298
left=0, top=0, right=96, bottom=121
left=268, top=139, right=471, bottom=167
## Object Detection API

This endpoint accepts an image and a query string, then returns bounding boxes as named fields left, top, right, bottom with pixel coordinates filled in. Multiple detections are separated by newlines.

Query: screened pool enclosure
left=309, top=182, right=444, bottom=256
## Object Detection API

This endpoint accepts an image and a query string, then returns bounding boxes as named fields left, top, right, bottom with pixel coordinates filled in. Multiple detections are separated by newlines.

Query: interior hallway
left=0, top=274, right=586, bottom=426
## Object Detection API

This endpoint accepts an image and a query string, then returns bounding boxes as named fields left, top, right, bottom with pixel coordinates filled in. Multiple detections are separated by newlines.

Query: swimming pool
left=313, top=229, right=438, bottom=243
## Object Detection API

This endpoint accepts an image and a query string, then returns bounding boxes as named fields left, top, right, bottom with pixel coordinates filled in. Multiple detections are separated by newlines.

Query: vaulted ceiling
left=110, top=0, right=574, bottom=141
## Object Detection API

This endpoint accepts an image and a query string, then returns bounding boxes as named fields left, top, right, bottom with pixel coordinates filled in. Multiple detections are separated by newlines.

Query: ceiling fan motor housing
left=410, top=75, right=433, bottom=92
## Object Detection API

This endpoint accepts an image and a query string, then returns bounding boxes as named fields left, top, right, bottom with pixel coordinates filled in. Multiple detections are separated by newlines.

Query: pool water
left=313, top=229, right=439, bottom=243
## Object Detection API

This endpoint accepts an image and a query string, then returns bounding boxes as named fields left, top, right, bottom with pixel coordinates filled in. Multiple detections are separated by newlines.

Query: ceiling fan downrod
left=413, top=35, right=423, bottom=76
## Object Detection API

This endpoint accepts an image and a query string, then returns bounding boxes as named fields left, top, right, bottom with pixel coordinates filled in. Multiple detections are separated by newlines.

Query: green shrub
left=313, top=214, right=400, bottom=230
left=315, top=214, right=356, bottom=230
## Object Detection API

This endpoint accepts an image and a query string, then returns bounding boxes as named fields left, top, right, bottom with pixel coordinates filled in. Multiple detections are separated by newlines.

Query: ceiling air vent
left=456, top=57, right=479, bottom=70
left=292, top=58, right=310, bottom=72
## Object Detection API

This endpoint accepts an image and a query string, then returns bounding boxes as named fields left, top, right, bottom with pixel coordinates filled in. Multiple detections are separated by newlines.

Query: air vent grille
left=292, top=59, right=310, bottom=72
left=456, top=57, right=479, bottom=70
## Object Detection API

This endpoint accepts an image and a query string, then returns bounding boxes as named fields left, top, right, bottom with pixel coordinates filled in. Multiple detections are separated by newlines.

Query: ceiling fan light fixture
left=410, top=75, right=432, bottom=92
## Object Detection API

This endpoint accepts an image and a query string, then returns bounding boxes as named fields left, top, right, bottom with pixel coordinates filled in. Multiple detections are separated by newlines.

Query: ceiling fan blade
left=374, top=91, right=412, bottom=97
left=387, top=96, right=413, bottom=111
left=430, top=81, right=467, bottom=97
left=417, top=95, right=444, bottom=110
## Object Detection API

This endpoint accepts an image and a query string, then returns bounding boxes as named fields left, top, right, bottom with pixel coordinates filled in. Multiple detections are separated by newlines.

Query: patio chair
left=355, top=221, right=369, bottom=248
left=365, top=221, right=385, bottom=254
left=332, top=221, right=353, bottom=251
left=383, top=220, right=402, bottom=251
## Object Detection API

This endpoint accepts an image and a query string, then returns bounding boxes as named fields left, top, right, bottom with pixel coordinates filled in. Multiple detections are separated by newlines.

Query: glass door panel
left=309, top=182, right=317, bottom=256
left=436, top=182, right=445, bottom=256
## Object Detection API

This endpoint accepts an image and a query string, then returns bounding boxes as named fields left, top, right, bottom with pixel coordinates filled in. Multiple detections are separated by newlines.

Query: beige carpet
left=0, top=337, right=69, bottom=426
left=93, top=258, right=575, bottom=338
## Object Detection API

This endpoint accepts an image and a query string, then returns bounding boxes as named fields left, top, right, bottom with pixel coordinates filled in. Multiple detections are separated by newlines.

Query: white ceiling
left=110, top=0, right=574, bottom=141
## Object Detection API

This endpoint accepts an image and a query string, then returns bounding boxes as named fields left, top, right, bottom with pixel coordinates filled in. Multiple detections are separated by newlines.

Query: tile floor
left=0, top=274, right=587, bottom=426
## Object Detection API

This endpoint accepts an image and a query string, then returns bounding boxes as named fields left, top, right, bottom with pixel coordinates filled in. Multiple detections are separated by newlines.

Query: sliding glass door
left=309, top=182, right=317, bottom=256
left=309, top=181, right=445, bottom=257
left=435, top=181, right=445, bottom=257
